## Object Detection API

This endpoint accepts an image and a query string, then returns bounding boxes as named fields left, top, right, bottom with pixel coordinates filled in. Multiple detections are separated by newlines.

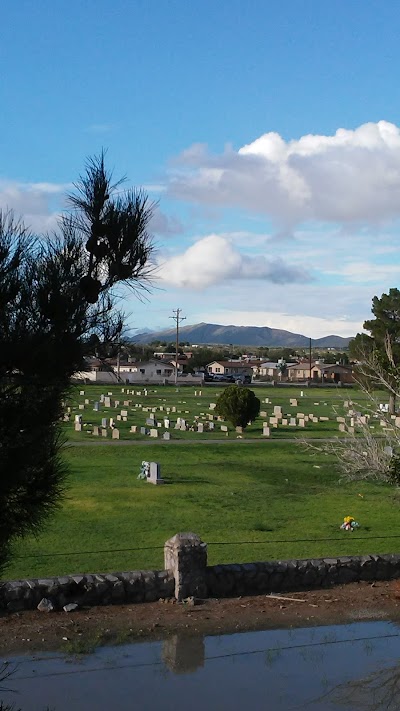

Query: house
left=287, top=361, right=354, bottom=383
left=258, top=360, right=297, bottom=381
left=118, top=359, right=175, bottom=381
left=207, top=360, right=254, bottom=378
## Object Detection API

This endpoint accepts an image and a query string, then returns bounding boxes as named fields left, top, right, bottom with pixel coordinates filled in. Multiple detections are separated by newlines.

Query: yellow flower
left=344, top=516, right=354, bottom=524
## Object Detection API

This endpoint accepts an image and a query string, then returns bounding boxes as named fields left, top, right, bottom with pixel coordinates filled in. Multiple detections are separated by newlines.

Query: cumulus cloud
left=0, top=180, right=68, bottom=233
left=157, top=234, right=311, bottom=288
left=168, top=121, right=400, bottom=228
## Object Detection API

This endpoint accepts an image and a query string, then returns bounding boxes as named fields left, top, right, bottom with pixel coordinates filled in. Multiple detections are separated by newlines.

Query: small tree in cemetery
left=353, top=288, right=400, bottom=414
left=0, top=152, right=155, bottom=574
left=305, top=289, right=400, bottom=485
left=215, top=385, right=260, bottom=429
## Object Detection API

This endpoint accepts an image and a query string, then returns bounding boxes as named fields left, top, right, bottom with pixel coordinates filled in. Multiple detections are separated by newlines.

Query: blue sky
left=2, top=0, right=400, bottom=337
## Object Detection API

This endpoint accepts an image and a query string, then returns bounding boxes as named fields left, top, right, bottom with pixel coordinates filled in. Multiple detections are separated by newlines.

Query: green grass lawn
left=5, top=440, right=400, bottom=581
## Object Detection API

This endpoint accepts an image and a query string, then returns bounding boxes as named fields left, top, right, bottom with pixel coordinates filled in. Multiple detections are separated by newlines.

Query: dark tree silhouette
left=0, top=154, right=155, bottom=574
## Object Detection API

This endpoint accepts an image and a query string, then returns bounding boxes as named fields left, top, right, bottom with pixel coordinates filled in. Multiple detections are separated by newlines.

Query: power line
left=10, top=533, right=400, bottom=560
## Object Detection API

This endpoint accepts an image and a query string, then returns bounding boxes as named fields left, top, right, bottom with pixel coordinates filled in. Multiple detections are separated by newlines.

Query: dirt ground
left=2, top=580, right=400, bottom=656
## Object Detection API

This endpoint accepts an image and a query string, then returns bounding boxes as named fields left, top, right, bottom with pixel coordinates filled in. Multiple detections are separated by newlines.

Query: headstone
left=79, top=390, right=85, bottom=396
left=209, top=403, right=216, bottom=410
left=290, top=399, right=298, bottom=407
left=84, top=399, right=89, bottom=405
left=209, top=422, right=215, bottom=430
left=260, top=411, right=267, bottom=418
left=101, top=428, right=108, bottom=437
left=147, top=461, right=164, bottom=485
left=74, top=423, right=82, bottom=432
left=93, top=402, right=99, bottom=411
left=150, top=428, right=158, bottom=438
left=117, top=414, right=122, bottom=421
left=163, top=432, right=171, bottom=441
left=289, top=418, right=296, bottom=427
left=273, top=406, right=282, bottom=416
left=101, top=418, right=108, bottom=428
left=282, top=418, right=288, bottom=426
left=172, top=406, right=176, bottom=413
left=262, top=424, right=270, bottom=437
left=140, top=426, right=147, bottom=435
left=112, top=428, right=120, bottom=439
left=300, top=391, right=304, bottom=397
left=221, top=425, right=228, bottom=432
left=121, top=410, right=128, bottom=417
left=164, top=418, right=170, bottom=428
left=93, top=426, right=100, bottom=436
left=74, top=414, right=82, bottom=424
left=298, top=419, right=305, bottom=427
left=197, top=423, right=204, bottom=433
left=130, top=425, right=138, bottom=433
left=78, top=404, right=84, bottom=410
left=339, top=423, right=346, bottom=432
left=235, top=426, right=243, bottom=434
left=104, top=397, right=111, bottom=408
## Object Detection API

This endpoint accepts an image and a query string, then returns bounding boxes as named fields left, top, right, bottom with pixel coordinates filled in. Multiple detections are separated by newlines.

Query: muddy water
left=1, top=620, right=400, bottom=710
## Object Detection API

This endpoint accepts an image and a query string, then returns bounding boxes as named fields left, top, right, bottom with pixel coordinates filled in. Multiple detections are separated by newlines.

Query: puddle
left=1, top=620, right=400, bottom=710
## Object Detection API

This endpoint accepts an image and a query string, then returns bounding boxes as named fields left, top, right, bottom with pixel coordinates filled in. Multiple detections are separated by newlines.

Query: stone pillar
left=164, top=532, right=207, bottom=601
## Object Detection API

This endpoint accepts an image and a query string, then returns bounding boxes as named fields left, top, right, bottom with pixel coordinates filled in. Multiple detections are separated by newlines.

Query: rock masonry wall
left=2, top=541, right=400, bottom=612
left=206, top=554, right=400, bottom=598
left=0, top=570, right=174, bottom=612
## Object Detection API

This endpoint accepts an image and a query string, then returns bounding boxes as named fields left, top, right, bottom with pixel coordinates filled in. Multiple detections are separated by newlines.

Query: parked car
left=235, top=374, right=252, bottom=384
left=203, top=373, right=215, bottom=382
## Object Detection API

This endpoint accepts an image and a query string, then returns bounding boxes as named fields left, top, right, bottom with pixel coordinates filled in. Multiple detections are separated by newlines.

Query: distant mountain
left=130, top=322, right=353, bottom=348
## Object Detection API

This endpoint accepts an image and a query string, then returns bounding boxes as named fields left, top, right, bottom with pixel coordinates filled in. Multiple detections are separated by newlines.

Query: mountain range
left=130, top=322, right=353, bottom=348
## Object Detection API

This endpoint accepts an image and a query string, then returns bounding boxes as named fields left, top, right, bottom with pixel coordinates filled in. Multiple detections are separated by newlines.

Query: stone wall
left=0, top=570, right=174, bottom=612
left=2, top=534, right=400, bottom=612
left=206, top=553, right=400, bottom=598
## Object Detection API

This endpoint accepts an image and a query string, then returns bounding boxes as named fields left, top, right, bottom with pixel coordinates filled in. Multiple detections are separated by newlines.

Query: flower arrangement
left=340, top=515, right=360, bottom=531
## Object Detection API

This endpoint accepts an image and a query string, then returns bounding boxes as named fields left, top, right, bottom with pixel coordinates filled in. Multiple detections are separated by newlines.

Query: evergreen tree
left=0, top=154, right=155, bottom=574
left=215, top=385, right=260, bottom=429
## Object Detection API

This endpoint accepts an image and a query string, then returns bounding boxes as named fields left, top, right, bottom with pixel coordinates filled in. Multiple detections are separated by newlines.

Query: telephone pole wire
left=170, top=309, right=186, bottom=385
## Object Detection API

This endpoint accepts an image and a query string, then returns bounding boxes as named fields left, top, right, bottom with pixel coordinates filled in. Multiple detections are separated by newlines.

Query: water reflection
left=162, top=634, right=205, bottom=674
left=1, top=621, right=400, bottom=710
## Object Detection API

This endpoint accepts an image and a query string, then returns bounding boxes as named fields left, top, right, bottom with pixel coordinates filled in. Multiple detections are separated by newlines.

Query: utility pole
left=170, top=309, right=186, bottom=385
left=309, top=337, right=312, bottom=382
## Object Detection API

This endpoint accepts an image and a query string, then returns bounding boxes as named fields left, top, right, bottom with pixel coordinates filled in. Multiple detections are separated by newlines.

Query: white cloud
left=168, top=121, right=400, bottom=228
left=157, top=234, right=312, bottom=288
left=327, top=260, right=400, bottom=283
left=0, top=180, right=68, bottom=233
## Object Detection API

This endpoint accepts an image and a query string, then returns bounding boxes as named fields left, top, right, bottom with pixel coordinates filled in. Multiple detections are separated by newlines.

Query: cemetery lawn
left=4, top=441, right=400, bottom=581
